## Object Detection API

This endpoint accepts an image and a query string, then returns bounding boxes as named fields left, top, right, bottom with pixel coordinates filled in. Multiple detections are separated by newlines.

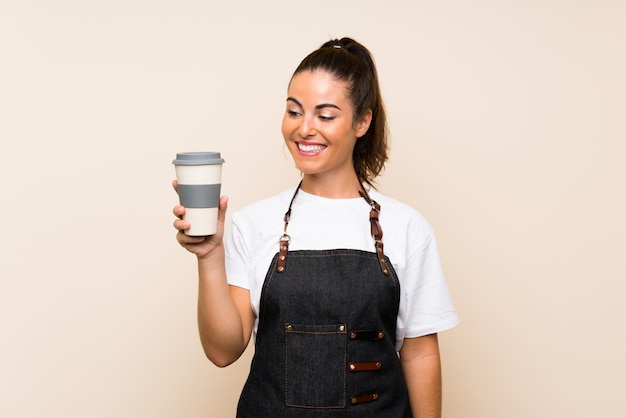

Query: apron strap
left=359, top=189, right=390, bottom=276
left=277, top=181, right=389, bottom=276
left=277, top=181, right=301, bottom=273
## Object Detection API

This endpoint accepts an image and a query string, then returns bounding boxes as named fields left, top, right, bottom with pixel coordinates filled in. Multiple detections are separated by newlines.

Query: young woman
left=173, top=37, right=459, bottom=418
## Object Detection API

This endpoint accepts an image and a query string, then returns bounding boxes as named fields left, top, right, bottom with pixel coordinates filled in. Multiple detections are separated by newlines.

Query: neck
left=300, top=173, right=363, bottom=199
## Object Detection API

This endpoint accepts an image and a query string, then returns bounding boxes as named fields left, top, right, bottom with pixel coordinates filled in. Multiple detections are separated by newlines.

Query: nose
left=298, top=115, right=316, bottom=138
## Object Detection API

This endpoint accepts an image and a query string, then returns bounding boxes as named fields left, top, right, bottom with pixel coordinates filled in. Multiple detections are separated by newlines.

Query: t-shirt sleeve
left=400, top=221, right=459, bottom=340
left=224, top=218, right=251, bottom=290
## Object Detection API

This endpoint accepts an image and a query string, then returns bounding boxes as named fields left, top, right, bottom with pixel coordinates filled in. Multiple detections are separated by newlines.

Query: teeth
left=298, top=143, right=326, bottom=152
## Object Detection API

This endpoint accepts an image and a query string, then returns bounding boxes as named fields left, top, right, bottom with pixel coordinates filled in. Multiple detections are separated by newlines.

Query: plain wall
left=2, top=0, right=625, bottom=417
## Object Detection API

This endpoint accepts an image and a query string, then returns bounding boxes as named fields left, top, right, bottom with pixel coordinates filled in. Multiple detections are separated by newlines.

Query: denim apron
left=237, top=184, right=411, bottom=417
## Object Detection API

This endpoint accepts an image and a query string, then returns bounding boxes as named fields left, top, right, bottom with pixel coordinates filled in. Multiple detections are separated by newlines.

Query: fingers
left=172, top=204, right=188, bottom=233
left=176, top=229, right=206, bottom=244
left=173, top=204, right=185, bottom=219
left=173, top=195, right=229, bottom=250
left=173, top=217, right=189, bottom=232
left=172, top=179, right=179, bottom=193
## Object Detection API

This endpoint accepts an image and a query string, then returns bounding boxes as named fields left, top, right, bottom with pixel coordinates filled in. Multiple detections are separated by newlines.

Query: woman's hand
left=172, top=180, right=229, bottom=260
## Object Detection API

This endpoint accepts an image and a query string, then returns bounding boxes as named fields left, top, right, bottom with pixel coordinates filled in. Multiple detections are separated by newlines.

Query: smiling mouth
left=297, top=142, right=327, bottom=153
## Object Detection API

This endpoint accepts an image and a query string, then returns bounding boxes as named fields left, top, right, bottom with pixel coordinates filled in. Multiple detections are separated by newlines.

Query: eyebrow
left=286, top=97, right=342, bottom=111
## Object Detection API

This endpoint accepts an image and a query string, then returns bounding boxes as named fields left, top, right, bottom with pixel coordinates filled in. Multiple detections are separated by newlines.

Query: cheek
left=281, top=117, right=294, bottom=141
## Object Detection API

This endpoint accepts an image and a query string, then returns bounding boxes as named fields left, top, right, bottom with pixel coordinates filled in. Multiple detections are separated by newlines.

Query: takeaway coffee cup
left=173, top=152, right=225, bottom=236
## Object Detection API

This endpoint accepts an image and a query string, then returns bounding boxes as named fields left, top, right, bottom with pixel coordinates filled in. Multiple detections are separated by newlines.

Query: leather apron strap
left=276, top=182, right=390, bottom=276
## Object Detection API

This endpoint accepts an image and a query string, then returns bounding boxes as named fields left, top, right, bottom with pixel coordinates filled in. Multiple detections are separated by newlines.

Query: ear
left=355, top=109, right=373, bottom=138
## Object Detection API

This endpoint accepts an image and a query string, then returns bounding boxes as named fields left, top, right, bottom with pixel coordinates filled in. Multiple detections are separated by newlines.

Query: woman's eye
left=287, top=110, right=300, bottom=117
left=319, top=115, right=335, bottom=121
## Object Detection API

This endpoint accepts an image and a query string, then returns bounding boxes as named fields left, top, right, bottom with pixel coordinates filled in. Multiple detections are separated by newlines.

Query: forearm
left=196, top=246, right=248, bottom=367
left=401, top=335, right=442, bottom=418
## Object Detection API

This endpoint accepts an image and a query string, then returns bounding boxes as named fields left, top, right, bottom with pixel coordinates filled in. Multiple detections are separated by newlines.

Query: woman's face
left=282, top=70, right=371, bottom=180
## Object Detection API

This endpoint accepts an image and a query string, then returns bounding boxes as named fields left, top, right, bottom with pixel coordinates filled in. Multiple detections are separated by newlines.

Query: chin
left=294, top=166, right=315, bottom=175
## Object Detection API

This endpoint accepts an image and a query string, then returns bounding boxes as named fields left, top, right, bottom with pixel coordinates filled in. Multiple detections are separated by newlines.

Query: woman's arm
left=399, top=333, right=442, bottom=418
left=173, top=182, right=255, bottom=367
left=195, top=247, right=255, bottom=367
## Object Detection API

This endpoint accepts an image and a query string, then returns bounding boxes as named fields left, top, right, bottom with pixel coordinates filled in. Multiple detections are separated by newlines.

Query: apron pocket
left=284, top=323, right=347, bottom=409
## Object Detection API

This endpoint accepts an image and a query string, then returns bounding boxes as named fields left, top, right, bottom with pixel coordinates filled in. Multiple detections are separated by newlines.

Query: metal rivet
left=350, top=331, right=356, bottom=339
left=285, top=324, right=292, bottom=331
left=378, top=331, right=385, bottom=339
left=279, top=255, right=285, bottom=260
left=349, top=363, right=356, bottom=371
left=278, top=266, right=284, bottom=272
left=339, top=325, right=345, bottom=332
left=372, top=393, right=379, bottom=400
left=350, top=397, right=357, bottom=404
left=376, top=362, right=382, bottom=369
left=383, top=269, right=389, bottom=275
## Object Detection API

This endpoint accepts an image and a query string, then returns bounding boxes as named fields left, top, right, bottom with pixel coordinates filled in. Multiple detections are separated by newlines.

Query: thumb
left=217, top=195, right=229, bottom=222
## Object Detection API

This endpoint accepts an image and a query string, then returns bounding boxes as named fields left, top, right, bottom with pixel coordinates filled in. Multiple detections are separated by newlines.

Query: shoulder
left=225, top=187, right=297, bottom=258
left=368, top=190, right=437, bottom=257
left=230, top=187, right=297, bottom=227
left=369, top=190, right=434, bottom=236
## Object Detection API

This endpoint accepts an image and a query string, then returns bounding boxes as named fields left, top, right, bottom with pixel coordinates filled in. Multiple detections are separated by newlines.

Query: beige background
left=1, top=0, right=625, bottom=417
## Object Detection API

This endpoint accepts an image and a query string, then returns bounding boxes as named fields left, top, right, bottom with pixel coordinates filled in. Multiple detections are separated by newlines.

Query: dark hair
left=291, top=37, right=388, bottom=188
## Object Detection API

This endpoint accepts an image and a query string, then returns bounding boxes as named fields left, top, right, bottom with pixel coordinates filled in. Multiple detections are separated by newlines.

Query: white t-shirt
left=224, top=186, right=459, bottom=351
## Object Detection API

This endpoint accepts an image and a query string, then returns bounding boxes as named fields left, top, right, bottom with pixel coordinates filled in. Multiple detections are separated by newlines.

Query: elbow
left=209, top=355, right=237, bottom=368
left=199, top=331, right=249, bottom=367
left=204, top=348, right=243, bottom=368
